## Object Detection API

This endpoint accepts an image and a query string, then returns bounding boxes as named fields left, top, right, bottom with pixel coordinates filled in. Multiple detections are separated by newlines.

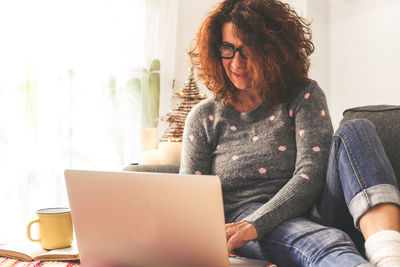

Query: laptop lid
left=64, top=169, right=229, bottom=267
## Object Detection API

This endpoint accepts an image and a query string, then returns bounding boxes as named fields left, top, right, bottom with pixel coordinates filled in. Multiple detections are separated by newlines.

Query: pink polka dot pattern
left=289, top=109, right=294, bottom=118
left=259, top=168, right=267, bottom=174
left=313, top=146, right=321, bottom=152
left=269, top=115, right=275, bottom=121
left=232, top=155, right=239, bottom=160
left=321, top=110, right=326, bottom=117
left=208, top=115, right=214, bottom=121
left=195, top=171, right=202, bottom=175
left=189, top=135, right=194, bottom=141
left=299, top=130, right=305, bottom=136
left=301, top=174, right=310, bottom=180
left=304, top=93, right=310, bottom=99
left=252, top=136, right=259, bottom=142
left=216, top=144, right=221, bottom=150
left=278, top=146, right=287, bottom=151
left=230, top=125, right=237, bottom=131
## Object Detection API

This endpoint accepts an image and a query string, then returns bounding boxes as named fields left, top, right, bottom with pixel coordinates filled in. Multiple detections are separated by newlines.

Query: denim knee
left=261, top=218, right=370, bottom=266
left=308, top=227, right=360, bottom=265
left=336, top=118, right=376, bottom=140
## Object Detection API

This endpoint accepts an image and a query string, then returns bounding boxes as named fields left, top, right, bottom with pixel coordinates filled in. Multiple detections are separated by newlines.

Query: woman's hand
left=225, top=221, right=258, bottom=254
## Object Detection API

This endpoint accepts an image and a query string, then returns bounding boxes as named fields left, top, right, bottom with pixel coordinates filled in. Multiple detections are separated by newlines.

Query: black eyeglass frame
left=216, top=43, right=247, bottom=60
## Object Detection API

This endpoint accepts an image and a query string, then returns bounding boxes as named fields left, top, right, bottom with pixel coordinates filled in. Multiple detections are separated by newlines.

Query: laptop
left=64, top=169, right=269, bottom=267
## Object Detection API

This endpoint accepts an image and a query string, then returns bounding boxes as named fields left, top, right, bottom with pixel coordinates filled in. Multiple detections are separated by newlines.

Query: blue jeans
left=227, top=119, right=400, bottom=267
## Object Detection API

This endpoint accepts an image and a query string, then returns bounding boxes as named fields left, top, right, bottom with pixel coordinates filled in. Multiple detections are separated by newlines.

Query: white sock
left=365, top=230, right=400, bottom=267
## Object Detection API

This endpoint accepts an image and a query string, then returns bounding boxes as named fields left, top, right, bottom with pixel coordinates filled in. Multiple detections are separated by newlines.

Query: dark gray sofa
left=123, top=164, right=180, bottom=173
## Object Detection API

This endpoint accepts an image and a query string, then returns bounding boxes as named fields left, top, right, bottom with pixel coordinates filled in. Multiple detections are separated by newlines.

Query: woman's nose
left=231, top=51, right=246, bottom=68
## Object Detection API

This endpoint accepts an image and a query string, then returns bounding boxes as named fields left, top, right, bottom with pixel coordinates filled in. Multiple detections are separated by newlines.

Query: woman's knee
left=311, top=227, right=356, bottom=253
left=336, top=118, right=377, bottom=139
left=300, top=227, right=363, bottom=266
left=262, top=219, right=362, bottom=266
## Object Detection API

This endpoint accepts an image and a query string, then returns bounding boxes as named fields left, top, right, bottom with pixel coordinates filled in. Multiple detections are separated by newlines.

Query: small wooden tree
left=159, top=67, right=206, bottom=142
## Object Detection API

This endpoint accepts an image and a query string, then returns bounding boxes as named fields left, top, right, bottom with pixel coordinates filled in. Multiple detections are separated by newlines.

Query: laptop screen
left=65, top=169, right=230, bottom=267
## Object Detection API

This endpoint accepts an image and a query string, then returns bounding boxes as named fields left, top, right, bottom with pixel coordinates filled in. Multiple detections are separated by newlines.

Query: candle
left=159, top=140, right=182, bottom=165
left=140, top=128, right=158, bottom=150
left=140, top=149, right=160, bottom=165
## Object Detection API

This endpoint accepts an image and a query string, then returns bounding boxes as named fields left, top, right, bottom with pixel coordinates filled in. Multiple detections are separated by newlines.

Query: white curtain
left=0, top=0, right=178, bottom=241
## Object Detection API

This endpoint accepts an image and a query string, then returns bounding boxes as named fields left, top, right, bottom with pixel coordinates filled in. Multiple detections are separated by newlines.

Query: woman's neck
left=232, top=89, right=262, bottom=113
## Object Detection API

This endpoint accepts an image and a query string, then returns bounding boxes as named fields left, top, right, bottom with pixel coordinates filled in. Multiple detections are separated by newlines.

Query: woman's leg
left=312, top=119, right=400, bottom=266
left=360, top=204, right=400, bottom=239
left=228, top=204, right=372, bottom=267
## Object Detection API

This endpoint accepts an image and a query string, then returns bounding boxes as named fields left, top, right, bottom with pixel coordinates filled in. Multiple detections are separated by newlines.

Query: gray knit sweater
left=179, top=80, right=334, bottom=240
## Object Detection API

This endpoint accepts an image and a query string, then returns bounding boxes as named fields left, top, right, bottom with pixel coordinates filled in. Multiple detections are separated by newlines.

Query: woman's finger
left=225, top=223, right=237, bottom=240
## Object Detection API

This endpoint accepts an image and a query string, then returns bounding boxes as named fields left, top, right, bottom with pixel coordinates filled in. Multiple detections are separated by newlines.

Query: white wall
left=172, top=0, right=219, bottom=97
left=327, top=0, right=400, bottom=128
left=307, top=0, right=330, bottom=101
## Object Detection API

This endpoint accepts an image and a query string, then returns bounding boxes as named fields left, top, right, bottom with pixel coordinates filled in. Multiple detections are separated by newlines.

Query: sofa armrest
left=122, top=164, right=180, bottom=173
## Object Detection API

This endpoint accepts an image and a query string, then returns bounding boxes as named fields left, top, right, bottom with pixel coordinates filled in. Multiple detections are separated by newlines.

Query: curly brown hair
left=189, top=0, right=314, bottom=106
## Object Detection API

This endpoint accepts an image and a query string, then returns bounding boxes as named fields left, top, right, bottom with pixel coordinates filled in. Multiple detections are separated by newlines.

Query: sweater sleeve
left=243, top=82, right=334, bottom=240
left=179, top=100, right=213, bottom=175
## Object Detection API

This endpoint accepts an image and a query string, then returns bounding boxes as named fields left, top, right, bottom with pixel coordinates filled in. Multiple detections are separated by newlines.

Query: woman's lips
left=232, top=71, right=248, bottom=78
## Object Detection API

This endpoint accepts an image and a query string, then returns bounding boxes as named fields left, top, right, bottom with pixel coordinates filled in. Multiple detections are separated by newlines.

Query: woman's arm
left=243, top=82, right=334, bottom=240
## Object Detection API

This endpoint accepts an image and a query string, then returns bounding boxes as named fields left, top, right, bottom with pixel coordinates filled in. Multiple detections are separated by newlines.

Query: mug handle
left=27, top=219, right=41, bottom=242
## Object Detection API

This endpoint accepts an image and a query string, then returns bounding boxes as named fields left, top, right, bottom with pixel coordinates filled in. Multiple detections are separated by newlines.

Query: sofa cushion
left=122, top=164, right=180, bottom=173
left=340, top=105, right=400, bottom=181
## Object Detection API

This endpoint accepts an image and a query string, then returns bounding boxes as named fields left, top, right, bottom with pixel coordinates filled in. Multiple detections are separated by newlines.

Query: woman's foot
left=365, top=230, right=400, bottom=267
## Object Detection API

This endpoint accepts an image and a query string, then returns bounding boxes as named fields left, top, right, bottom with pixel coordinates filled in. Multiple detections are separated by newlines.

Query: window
left=0, top=0, right=177, bottom=241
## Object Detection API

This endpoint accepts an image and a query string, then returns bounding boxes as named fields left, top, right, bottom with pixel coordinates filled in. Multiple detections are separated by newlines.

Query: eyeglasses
left=216, top=43, right=247, bottom=60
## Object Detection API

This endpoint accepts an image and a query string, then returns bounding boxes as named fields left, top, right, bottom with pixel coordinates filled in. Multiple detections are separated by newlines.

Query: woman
left=180, top=0, right=400, bottom=266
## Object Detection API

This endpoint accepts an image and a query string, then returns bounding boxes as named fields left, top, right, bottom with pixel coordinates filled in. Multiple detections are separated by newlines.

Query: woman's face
left=221, top=22, right=252, bottom=91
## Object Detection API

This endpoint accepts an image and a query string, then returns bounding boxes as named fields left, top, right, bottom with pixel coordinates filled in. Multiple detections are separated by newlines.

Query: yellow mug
left=27, top=207, right=73, bottom=250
